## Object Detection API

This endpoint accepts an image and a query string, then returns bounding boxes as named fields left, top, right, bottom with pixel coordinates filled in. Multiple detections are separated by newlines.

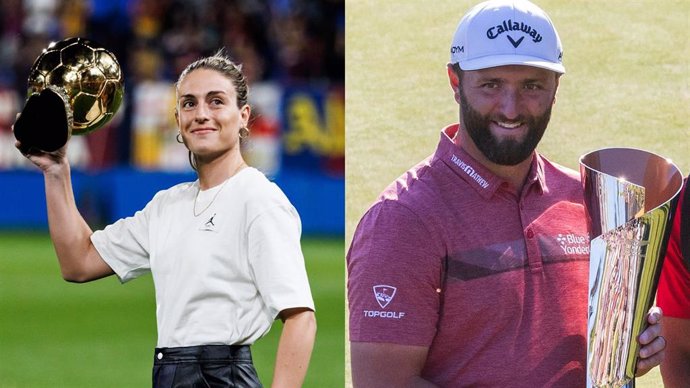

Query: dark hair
left=176, top=49, right=248, bottom=108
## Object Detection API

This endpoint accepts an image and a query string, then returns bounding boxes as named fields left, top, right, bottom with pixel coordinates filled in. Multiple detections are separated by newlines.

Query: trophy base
left=14, top=87, right=71, bottom=154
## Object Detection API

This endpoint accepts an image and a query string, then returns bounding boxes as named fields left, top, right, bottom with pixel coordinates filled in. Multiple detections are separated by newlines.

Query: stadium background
left=0, top=0, right=344, bottom=387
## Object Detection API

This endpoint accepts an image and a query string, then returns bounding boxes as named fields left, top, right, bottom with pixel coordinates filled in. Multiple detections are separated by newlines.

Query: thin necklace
left=193, top=162, right=246, bottom=217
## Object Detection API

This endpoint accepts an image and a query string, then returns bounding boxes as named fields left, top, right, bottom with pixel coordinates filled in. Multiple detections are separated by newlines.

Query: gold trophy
left=580, top=147, right=683, bottom=388
left=13, top=37, right=124, bottom=154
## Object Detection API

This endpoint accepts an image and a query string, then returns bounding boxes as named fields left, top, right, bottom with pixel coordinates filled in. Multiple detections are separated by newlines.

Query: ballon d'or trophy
left=13, top=37, right=124, bottom=154
left=580, top=147, right=683, bottom=388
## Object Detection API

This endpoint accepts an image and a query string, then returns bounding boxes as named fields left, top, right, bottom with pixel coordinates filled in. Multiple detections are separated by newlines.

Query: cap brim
left=458, top=55, right=565, bottom=74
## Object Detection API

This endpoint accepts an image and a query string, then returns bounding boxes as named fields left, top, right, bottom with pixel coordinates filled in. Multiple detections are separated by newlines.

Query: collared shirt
left=657, top=177, right=690, bottom=319
left=348, top=124, right=590, bottom=387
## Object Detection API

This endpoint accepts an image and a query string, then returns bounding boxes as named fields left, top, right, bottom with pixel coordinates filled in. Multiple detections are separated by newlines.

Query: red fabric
left=657, top=179, right=690, bottom=319
left=348, top=124, right=589, bottom=387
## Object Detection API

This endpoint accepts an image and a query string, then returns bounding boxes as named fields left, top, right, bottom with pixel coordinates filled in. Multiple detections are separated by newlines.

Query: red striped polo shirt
left=348, top=124, right=590, bottom=387
left=657, top=178, right=690, bottom=319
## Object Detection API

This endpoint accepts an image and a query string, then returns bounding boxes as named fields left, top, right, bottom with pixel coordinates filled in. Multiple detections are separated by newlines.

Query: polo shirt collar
left=528, top=154, right=547, bottom=195
left=435, top=124, right=547, bottom=198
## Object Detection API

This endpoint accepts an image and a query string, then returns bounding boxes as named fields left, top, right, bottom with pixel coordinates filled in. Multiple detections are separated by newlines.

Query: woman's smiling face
left=175, top=68, right=250, bottom=162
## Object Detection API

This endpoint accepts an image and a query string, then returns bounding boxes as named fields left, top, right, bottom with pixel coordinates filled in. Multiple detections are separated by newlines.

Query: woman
left=16, top=52, right=316, bottom=388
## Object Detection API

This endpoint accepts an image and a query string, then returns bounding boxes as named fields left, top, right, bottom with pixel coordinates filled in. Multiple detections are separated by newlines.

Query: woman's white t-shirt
left=91, top=167, right=315, bottom=347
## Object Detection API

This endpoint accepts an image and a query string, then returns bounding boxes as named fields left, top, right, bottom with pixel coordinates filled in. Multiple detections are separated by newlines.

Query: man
left=657, top=176, right=690, bottom=387
left=347, top=0, right=665, bottom=386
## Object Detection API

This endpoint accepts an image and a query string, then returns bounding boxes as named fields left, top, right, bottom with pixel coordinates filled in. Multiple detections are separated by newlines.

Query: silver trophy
left=581, top=147, right=683, bottom=388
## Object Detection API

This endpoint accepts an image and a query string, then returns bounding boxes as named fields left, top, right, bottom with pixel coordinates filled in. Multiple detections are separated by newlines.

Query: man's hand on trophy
left=635, top=306, right=666, bottom=377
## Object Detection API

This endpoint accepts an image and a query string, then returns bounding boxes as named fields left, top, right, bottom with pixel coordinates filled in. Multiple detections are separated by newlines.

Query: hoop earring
left=239, top=127, right=250, bottom=139
left=188, top=151, right=197, bottom=171
left=176, top=133, right=184, bottom=144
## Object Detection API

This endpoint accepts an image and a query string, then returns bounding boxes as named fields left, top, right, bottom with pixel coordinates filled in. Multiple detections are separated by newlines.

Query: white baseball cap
left=450, top=0, right=565, bottom=74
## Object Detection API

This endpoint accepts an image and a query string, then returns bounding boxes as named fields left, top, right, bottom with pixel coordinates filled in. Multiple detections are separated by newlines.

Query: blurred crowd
left=0, top=0, right=344, bottom=172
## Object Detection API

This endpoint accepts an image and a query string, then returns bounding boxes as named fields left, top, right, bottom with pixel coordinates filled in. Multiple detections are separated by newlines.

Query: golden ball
left=27, top=37, right=124, bottom=135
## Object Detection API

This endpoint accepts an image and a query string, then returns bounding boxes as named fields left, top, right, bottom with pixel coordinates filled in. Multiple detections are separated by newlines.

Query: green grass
left=253, top=236, right=345, bottom=387
left=0, top=232, right=343, bottom=387
left=346, top=1, right=688, bottom=387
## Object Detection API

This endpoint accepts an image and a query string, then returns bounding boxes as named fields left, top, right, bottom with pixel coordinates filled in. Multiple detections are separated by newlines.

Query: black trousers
left=152, top=345, right=262, bottom=388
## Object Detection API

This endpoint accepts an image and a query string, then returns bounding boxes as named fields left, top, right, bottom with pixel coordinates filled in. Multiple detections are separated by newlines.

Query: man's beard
left=459, top=89, right=553, bottom=166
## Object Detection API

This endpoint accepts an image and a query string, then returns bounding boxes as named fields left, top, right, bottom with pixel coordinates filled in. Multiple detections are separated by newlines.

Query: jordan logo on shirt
left=199, top=213, right=219, bottom=232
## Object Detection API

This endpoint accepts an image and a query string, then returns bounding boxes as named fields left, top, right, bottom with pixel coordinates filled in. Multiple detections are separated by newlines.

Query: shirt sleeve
left=657, top=186, right=690, bottom=319
left=90, top=197, right=154, bottom=283
left=347, top=200, right=445, bottom=347
left=247, top=203, right=315, bottom=319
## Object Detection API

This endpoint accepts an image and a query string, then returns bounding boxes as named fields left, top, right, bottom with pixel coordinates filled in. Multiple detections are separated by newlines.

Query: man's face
left=456, top=65, right=559, bottom=166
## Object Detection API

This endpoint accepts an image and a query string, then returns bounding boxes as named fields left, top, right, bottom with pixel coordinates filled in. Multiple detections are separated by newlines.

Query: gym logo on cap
left=373, top=285, right=397, bottom=308
left=486, top=19, right=543, bottom=47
